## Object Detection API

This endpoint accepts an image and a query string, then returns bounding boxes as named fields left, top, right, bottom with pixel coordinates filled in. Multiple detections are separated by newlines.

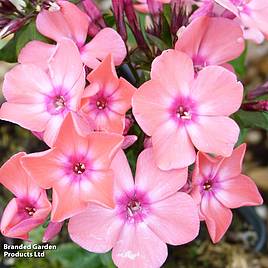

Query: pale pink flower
left=21, top=113, right=123, bottom=222
left=190, top=144, right=263, bottom=243
left=132, top=49, right=243, bottom=170
left=0, top=153, right=51, bottom=240
left=18, top=1, right=126, bottom=70
left=175, top=16, right=245, bottom=72
left=0, top=38, right=85, bottom=147
left=80, top=54, right=136, bottom=134
left=215, top=0, right=268, bottom=43
left=68, top=148, right=199, bottom=268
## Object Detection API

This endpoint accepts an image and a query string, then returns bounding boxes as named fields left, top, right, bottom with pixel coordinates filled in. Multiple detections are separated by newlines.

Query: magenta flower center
left=203, top=180, right=213, bottom=191
left=176, top=106, right=192, bottom=120
left=25, top=206, right=36, bottom=216
left=73, top=162, right=86, bottom=174
left=54, top=96, right=66, bottom=111
left=96, top=99, right=107, bottom=110
left=127, top=200, right=142, bottom=217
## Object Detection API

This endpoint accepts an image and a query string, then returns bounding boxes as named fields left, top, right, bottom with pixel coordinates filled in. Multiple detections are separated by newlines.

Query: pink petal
left=187, top=116, right=240, bottom=157
left=201, top=195, right=233, bottom=243
left=151, top=49, right=194, bottom=97
left=135, top=148, right=188, bottom=201
left=48, top=38, right=85, bottom=91
left=111, top=150, right=134, bottom=196
left=121, top=135, right=137, bottom=149
left=215, top=174, right=263, bottom=209
left=192, top=66, right=243, bottom=116
left=18, top=41, right=55, bottom=70
left=21, top=148, right=65, bottom=189
left=68, top=203, right=123, bottom=253
left=43, top=221, right=64, bottom=242
left=36, top=1, right=89, bottom=45
left=146, top=192, right=200, bottom=245
left=216, top=143, right=246, bottom=180
left=0, top=152, right=28, bottom=197
left=81, top=28, right=127, bottom=69
left=51, top=182, right=88, bottom=222
left=2, top=64, right=52, bottom=101
left=214, top=0, right=239, bottom=15
left=152, top=120, right=196, bottom=170
left=112, top=223, right=168, bottom=268
left=132, top=79, right=173, bottom=135
left=0, top=102, right=50, bottom=132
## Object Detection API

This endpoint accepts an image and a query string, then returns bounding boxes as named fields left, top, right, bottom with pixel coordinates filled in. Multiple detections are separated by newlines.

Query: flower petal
left=18, top=41, right=55, bottom=70
left=187, top=116, right=240, bottom=157
left=151, top=49, right=194, bottom=97
left=112, top=222, right=168, bottom=268
left=192, top=66, right=243, bottom=116
left=146, top=192, right=200, bottom=245
left=68, top=203, right=123, bottom=253
left=81, top=28, right=126, bottom=69
left=201, top=195, right=233, bottom=243
left=215, top=174, right=263, bottom=209
left=152, top=120, right=196, bottom=170
left=135, top=148, right=188, bottom=201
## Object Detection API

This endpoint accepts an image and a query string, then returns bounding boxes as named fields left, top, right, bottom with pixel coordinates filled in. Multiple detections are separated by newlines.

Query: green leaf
left=230, top=45, right=247, bottom=77
left=233, top=110, right=268, bottom=130
left=15, top=20, right=50, bottom=55
left=161, top=13, right=172, bottom=48
left=146, top=33, right=169, bottom=51
left=236, top=128, right=249, bottom=146
left=0, top=37, right=17, bottom=62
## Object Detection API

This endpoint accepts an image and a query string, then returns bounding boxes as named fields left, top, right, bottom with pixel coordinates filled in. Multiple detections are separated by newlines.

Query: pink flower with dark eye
left=175, top=16, right=244, bottom=72
left=215, top=0, right=268, bottom=43
left=21, top=113, right=123, bottom=222
left=80, top=54, right=136, bottom=134
left=132, top=49, right=243, bottom=170
left=0, top=153, right=51, bottom=240
left=18, top=1, right=126, bottom=70
left=0, top=38, right=85, bottom=147
left=68, top=148, right=199, bottom=268
left=190, top=144, right=263, bottom=243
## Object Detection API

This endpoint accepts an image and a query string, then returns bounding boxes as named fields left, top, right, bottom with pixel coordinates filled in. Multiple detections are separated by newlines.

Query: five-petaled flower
left=0, top=38, right=85, bottom=147
left=68, top=148, right=200, bottom=268
left=133, top=49, right=243, bottom=170
left=21, top=113, right=123, bottom=222
left=18, top=1, right=126, bottom=70
left=190, top=143, right=263, bottom=243
left=0, top=153, right=51, bottom=240
left=80, top=54, right=136, bottom=134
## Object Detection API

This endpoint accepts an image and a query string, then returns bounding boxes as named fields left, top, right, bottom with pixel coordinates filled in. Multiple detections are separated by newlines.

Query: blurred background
left=1, top=0, right=268, bottom=267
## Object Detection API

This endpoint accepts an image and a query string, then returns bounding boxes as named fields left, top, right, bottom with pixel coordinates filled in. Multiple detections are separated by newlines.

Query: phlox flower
left=80, top=54, right=136, bottom=134
left=215, top=0, right=268, bottom=43
left=68, top=148, right=199, bottom=268
left=190, top=144, right=263, bottom=243
left=0, top=153, right=51, bottom=240
left=21, top=113, right=123, bottom=222
left=132, top=49, right=243, bottom=170
left=18, top=0, right=126, bottom=70
left=0, top=38, right=85, bottom=147
left=175, top=16, right=245, bottom=72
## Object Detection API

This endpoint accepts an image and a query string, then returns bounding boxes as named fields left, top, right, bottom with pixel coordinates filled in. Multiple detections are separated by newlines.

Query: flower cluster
left=0, top=0, right=266, bottom=267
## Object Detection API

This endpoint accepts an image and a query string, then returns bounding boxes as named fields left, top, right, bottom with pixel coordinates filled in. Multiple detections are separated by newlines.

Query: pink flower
left=190, top=144, right=263, bottom=243
left=175, top=16, right=245, bottom=72
left=80, top=55, right=136, bottom=134
left=0, top=153, right=51, bottom=240
left=18, top=1, right=126, bottom=70
left=215, top=0, right=268, bottom=43
left=132, top=49, right=243, bottom=170
left=21, top=113, right=124, bottom=222
left=134, top=0, right=170, bottom=13
left=0, top=38, right=85, bottom=147
left=68, top=148, right=199, bottom=268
